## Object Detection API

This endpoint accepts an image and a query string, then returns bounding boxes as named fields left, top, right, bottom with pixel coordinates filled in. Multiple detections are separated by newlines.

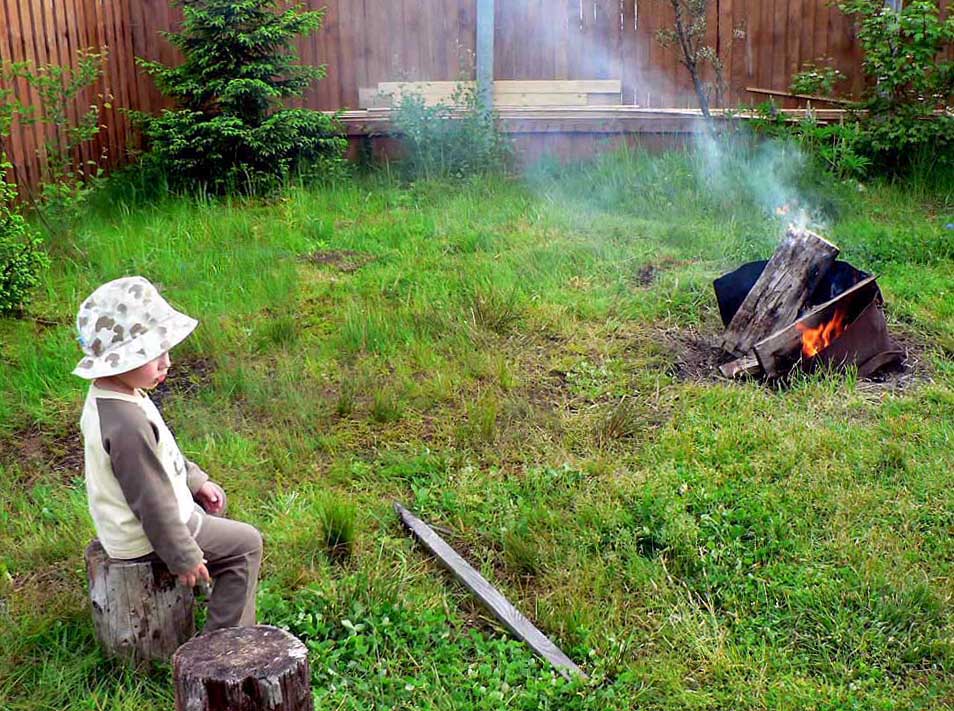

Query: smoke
left=694, top=125, right=829, bottom=235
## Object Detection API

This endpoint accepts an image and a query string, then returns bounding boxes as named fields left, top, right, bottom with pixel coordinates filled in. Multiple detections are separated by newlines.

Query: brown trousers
left=192, top=510, right=263, bottom=631
left=130, top=508, right=263, bottom=633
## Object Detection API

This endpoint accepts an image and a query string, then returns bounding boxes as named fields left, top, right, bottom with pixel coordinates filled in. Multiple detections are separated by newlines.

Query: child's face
left=115, top=351, right=171, bottom=391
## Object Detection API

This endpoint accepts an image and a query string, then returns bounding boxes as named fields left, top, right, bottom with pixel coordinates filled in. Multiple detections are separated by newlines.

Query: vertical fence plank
left=336, top=0, right=358, bottom=107
left=0, top=0, right=28, bottom=186
left=799, top=0, right=815, bottom=81
left=23, top=0, right=48, bottom=186
left=100, top=0, right=123, bottom=166
left=493, top=0, right=512, bottom=79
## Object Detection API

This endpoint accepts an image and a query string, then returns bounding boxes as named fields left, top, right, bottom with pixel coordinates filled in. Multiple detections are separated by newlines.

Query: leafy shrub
left=1, top=50, right=108, bottom=239
left=390, top=82, right=512, bottom=181
left=790, top=62, right=846, bottom=96
left=0, top=158, right=48, bottom=316
left=133, top=0, right=346, bottom=194
left=749, top=106, right=872, bottom=179
left=841, top=0, right=954, bottom=171
left=769, top=1, right=954, bottom=176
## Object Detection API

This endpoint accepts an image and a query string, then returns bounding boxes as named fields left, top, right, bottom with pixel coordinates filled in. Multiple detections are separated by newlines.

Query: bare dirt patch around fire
left=657, top=323, right=933, bottom=392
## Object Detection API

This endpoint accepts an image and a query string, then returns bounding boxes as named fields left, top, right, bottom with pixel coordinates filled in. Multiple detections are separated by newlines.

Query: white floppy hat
left=72, top=276, right=198, bottom=379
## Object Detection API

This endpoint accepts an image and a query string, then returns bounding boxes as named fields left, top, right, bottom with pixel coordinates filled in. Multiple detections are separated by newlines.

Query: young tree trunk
left=670, top=0, right=712, bottom=119
left=173, top=625, right=313, bottom=711
left=85, top=540, right=195, bottom=666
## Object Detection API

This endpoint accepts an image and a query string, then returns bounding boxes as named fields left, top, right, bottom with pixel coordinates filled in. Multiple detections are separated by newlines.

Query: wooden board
left=375, top=79, right=622, bottom=94
left=394, top=503, right=586, bottom=680
left=361, top=80, right=623, bottom=108
left=753, top=275, right=880, bottom=377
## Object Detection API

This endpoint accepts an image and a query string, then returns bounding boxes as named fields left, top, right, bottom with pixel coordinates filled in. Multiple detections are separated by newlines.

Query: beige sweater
left=80, top=384, right=209, bottom=573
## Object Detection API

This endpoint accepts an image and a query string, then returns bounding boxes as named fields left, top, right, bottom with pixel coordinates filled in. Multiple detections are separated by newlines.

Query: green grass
left=1, top=147, right=953, bottom=709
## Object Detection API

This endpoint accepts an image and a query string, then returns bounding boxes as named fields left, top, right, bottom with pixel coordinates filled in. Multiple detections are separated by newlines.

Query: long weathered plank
left=394, top=503, right=587, bottom=680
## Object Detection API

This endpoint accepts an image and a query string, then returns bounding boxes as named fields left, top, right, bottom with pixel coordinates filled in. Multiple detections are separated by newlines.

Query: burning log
left=752, top=275, right=884, bottom=377
left=721, top=227, right=839, bottom=356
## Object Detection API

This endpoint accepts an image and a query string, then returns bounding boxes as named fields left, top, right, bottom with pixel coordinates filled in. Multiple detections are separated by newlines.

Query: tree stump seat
left=84, top=539, right=195, bottom=665
left=173, top=625, right=313, bottom=711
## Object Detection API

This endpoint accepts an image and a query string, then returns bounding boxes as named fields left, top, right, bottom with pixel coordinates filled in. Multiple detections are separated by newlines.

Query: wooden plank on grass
left=394, top=502, right=587, bottom=681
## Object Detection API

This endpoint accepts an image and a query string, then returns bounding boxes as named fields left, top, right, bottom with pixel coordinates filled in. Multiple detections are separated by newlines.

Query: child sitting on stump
left=74, top=276, right=263, bottom=632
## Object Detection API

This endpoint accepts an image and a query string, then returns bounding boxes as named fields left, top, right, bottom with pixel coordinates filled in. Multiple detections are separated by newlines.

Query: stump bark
left=85, top=539, right=195, bottom=665
left=173, top=625, right=313, bottom=711
left=721, top=227, right=839, bottom=356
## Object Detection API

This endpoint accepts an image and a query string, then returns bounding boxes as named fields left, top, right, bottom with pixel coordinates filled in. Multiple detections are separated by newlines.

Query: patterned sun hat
left=72, top=276, right=198, bottom=379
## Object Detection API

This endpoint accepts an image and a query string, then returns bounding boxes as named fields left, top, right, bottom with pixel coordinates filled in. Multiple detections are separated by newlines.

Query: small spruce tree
left=134, top=0, right=345, bottom=193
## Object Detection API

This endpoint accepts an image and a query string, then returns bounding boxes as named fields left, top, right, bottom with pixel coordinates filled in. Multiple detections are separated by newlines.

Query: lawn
left=1, top=147, right=952, bottom=710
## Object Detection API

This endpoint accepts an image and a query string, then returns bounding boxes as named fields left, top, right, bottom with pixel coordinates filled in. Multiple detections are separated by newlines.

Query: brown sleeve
left=97, top=399, right=204, bottom=575
left=184, top=460, right=228, bottom=514
left=185, top=459, right=209, bottom=495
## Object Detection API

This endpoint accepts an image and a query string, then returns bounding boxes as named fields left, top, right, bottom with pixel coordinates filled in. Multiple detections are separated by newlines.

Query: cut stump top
left=174, top=625, right=308, bottom=681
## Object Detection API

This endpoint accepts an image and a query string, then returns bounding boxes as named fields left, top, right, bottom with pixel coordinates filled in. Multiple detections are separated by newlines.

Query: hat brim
left=72, top=313, right=198, bottom=380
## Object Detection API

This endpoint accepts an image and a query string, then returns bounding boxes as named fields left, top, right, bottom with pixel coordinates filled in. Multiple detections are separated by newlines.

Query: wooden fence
left=1, top=0, right=944, bottom=191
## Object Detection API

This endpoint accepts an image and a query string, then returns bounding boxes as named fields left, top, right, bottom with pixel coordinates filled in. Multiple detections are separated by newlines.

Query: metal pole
left=476, top=0, right=494, bottom=112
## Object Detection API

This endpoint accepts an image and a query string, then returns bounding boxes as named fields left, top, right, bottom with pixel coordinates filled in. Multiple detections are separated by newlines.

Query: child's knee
left=245, top=524, right=263, bottom=561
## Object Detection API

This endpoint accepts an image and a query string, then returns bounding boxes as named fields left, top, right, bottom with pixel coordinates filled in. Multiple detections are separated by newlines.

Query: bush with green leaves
left=841, top=0, right=954, bottom=170
left=748, top=105, right=873, bottom=179
left=0, top=159, right=48, bottom=316
left=790, top=62, right=846, bottom=97
left=133, top=0, right=346, bottom=194
left=771, top=1, right=954, bottom=176
left=390, top=82, right=512, bottom=181
left=1, top=50, right=108, bottom=240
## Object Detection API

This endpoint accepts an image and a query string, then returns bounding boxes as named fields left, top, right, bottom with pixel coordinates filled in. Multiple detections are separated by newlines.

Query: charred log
left=721, top=228, right=839, bottom=356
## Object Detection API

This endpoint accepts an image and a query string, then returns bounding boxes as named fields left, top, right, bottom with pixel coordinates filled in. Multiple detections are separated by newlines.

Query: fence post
left=476, top=0, right=494, bottom=112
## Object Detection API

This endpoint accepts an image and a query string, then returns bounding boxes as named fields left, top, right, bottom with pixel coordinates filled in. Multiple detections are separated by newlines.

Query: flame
left=796, top=307, right=848, bottom=358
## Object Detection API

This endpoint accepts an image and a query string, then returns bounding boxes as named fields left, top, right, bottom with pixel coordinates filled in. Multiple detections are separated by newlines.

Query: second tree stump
left=173, top=625, right=313, bottom=711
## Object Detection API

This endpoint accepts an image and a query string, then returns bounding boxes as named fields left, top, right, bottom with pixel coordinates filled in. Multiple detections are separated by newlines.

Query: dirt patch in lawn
left=632, top=257, right=691, bottom=288
left=302, top=250, right=376, bottom=273
left=150, top=354, right=217, bottom=412
left=658, top=326, right=729, bottom=382
left=0, top=425, right=86, bottom=485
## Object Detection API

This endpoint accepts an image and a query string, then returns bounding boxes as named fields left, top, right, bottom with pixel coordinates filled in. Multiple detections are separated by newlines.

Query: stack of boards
left=358, top=79, right=623, bottom=109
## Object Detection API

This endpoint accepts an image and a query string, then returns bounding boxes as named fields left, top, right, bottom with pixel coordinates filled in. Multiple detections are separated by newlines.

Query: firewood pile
left=714, top=227, right=903, bottom=380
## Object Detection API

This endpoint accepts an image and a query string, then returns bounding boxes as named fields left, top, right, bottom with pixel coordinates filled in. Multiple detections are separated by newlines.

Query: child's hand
left=178, top=560, right=210, bottom=588
left=195, top=481, right=225, bottom=515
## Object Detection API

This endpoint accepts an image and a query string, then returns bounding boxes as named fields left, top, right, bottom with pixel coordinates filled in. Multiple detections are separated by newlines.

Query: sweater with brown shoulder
left=80, top=383, right=217, bottom=574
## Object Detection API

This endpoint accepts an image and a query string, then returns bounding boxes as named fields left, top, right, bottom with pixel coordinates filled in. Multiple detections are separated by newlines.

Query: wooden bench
left=85, top=539, right=196, bottom=665
left=358, top=79, right=623, bottom=109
